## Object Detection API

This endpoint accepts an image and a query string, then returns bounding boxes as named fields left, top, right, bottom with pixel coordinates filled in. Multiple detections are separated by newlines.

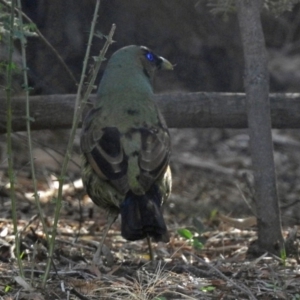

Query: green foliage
left=203, top=0, right=300, bottom=17
left=209, top=209, right=218, bottom=220
left=0, top=60, right=16, bottom=71
left=94, top=30, right=105, bottom=39
left=280, top=247, right=287, bottom=265
left=264, top=0, right=300, bottom=15
left=206, top=0, right=235, bottom=20
left=177, top=217, right=208, bottom=250
left=200, top=285, right=216, bottom=292
left=0, top=1, right=37, bottom=42
left=0, top=4, right=11, bottom=41
left=177, top=228, right=204, bottom=250
left=4, top=285, right=11, bottom=293
left=20, top=251, right=25, bottom=259
left=177, top=228, right=193, bottom=240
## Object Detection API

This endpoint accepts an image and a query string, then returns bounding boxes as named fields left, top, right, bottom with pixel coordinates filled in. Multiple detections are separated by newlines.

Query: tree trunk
left=236, top=0, right=284, bottom=255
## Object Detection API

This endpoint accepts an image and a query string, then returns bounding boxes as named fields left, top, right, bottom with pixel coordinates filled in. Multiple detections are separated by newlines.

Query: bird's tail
left=120, top=185, right=169, bottom=243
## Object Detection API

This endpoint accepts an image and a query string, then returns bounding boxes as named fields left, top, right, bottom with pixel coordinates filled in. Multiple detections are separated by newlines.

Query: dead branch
left=1, top=92, right=300, bottom=133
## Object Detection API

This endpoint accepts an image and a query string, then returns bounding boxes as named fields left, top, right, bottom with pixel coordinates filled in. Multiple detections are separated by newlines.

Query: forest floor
left=0, top=128, right=299, bottom=300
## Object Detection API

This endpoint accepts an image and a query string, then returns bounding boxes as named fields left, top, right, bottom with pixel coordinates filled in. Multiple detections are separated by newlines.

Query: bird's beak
left=160, top=57, right=174, bottom=70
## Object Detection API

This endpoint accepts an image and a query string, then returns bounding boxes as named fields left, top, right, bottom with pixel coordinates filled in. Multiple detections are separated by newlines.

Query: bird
left=80, top=45, right=173, bottom=264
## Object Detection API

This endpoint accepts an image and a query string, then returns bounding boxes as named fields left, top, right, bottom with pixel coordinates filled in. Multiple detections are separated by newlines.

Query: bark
left=236, top=0, right=284, bottom=254
left=1, top=92, right=300, bottom=133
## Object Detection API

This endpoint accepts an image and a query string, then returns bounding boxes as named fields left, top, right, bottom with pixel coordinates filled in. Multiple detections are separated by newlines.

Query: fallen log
left=0, top=92, right=300, bottom=133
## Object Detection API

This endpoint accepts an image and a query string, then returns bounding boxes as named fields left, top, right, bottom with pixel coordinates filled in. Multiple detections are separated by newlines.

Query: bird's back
left=80, top=45, right=172, bottom=243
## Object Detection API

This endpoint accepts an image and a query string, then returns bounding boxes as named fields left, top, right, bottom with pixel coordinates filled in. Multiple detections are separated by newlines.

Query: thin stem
left=5, top=0, right=24, bottom=277
left=73, top=0, right=101, bottom=111
left=42, top=0, right=115, bottom=287
left=16, top=0, right=49, bottom=256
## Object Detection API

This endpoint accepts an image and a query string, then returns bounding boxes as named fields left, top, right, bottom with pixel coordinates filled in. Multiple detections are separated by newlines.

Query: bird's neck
left=96, top=64, right=154, bottom=101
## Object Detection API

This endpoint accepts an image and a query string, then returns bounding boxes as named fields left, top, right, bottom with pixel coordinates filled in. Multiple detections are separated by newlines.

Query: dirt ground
left=0, top=128, right=299, bottom=299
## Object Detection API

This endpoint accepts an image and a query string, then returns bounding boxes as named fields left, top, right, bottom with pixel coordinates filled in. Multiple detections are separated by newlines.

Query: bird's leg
left=93, top=212, right=118, bottom=265
left=146, top=234, right=154, bottom=261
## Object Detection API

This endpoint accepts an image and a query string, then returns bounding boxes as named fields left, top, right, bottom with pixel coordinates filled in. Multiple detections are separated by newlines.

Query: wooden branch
left=0, top=92, right=300, bottom=133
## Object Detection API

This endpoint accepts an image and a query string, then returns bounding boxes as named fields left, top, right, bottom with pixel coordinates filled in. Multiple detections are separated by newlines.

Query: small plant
left=280, top=247, right=287, bottom=266
left=177, top=217, right=207, bottom=250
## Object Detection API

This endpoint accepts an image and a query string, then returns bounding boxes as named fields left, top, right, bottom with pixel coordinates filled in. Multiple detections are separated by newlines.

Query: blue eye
left=146, top=52, right=154, bottom=62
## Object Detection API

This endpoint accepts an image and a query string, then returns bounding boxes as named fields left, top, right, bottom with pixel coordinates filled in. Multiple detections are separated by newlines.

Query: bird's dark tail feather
left=120, top=185, right=169, bottom=243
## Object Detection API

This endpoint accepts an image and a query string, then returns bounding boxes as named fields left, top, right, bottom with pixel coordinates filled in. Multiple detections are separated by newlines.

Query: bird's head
left=139, top=46, right=173, bottom=79
left=109, top=45, right=173, bottom=79
left=97, top=45, right=173, bottom=97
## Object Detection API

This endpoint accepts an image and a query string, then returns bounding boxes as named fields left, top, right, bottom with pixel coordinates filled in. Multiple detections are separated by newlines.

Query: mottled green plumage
left=80, top=45, right=173, bottom=262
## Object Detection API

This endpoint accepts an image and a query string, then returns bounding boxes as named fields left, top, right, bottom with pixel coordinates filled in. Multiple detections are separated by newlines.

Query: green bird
left=80, top=45, right=173, bottom=264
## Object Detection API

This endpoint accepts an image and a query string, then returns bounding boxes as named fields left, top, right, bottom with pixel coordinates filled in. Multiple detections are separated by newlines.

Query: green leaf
left=4, top=285, right=11, bottom=293
left=7, top=62, right=17, bottom=71
left=280, top=247, right=286, bottom=265
left=22, top=115, right=35, bottom=122
left=92, top=56, right=106, bottom=62
left=210, top=209, right=218, bottom=220
left=20, top=251, right=25, bottom=259
left=177, top=228, right=193, bottom=240
left=26, top=22, right=37, bottom=31
left=192, top=238, right=204, bottom=250
left=200, top=285, right=215, bottom=292
left=94, top=31, right=104, bottom=39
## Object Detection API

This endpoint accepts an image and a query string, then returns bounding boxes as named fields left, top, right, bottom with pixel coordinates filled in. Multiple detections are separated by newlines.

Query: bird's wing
left=80, top=107, right=129, bottom=194
left=138, top=112, right=171, bottom=191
